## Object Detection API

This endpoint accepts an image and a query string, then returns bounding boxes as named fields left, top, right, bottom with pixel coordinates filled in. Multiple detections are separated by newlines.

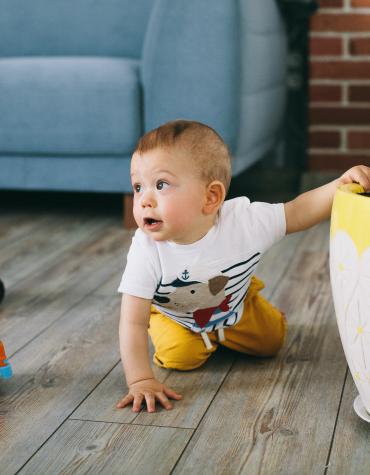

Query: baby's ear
left=203, top=181, right=225, bottom=215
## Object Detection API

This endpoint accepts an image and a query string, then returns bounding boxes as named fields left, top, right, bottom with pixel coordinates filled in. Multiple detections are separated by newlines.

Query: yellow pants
left=148, top=276, right=286, bottom=371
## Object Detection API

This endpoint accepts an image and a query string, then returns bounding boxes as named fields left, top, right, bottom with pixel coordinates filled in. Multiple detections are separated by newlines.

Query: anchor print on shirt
left=153, top=274, right=231, bottom=328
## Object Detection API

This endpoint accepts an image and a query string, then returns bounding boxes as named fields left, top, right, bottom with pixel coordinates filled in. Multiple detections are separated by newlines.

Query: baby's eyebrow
left=155, top=169, right=177, bottom=177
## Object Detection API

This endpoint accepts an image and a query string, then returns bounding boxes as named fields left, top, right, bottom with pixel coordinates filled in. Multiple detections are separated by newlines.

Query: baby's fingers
left=145, top=393, right=156, bottom=413
left=132, top=394, right=144, bottom=413
left=116, top=394, right=134, bottom=409
left=340, top=165, right=370, bottom=191
left=357, top=167, right=370, bottom=191
left=163, top=386, right=183, bottom=400
left=155, top=392, right=173, bottom=411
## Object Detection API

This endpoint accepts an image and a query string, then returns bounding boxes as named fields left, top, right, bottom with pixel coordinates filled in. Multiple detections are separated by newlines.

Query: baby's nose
left=141, top=192, right=156, bottom=208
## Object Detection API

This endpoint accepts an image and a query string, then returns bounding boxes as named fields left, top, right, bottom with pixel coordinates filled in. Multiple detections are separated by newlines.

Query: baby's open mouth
left=144, top=217, right=162, bottom=226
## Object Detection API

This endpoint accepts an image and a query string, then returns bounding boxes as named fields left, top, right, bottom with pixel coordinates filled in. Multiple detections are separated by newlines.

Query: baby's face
left=131, top=148, right=210, bottom=244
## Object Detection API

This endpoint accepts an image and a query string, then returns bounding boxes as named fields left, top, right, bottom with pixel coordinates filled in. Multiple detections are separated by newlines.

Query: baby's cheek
left=166, top=203, right=185, bottom=224
left=174, top=213, right=194, bottom=230
left=132, top=206, right=141, bottom=224
left=163, top=195, right=197, bottom=229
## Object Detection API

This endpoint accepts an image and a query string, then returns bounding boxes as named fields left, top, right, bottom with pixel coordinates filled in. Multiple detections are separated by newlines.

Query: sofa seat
left=0, top=57, right=141, bottom=155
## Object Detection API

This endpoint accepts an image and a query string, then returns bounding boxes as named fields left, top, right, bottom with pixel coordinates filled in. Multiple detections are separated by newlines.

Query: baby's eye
left=133, top=183, right=141, bottom=193
left=156, top=180, right=169, bottom=190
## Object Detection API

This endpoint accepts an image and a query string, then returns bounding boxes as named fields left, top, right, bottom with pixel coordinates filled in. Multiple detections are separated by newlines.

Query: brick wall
left=309, top=0, right=370, bottom=170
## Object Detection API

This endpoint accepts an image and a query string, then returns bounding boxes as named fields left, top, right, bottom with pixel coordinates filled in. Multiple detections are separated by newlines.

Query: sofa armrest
left=141, top=0, right=240, bottom=152
left=142, top=0, right=287, bottom=173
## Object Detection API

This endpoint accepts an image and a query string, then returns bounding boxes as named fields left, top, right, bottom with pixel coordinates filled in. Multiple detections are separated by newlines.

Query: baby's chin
left=140, top=223, right=191, bottom=244
left=141, top=226, right=168, bottom=241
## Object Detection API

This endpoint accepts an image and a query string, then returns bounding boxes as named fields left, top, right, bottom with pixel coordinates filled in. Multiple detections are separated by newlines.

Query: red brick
left=311, top=14, right=370, bottom=32
left=352, top=0, right=370, bottom=7
left=310, top=37, right=343, bottom=56
left=310, top=106, right=370, bottom=125
left=320, top=0, right=343, bottom=6
left=309, top=153, right=370, bottom=170
left=310, top=84, right=342, bottom=102
left=310, top=61, right=370, bottom=79
left=348, top=130, right=370, bottom=148
left=350, top=38, right=370, bottom=56
left=309, top=130, right=341, bottom=148
left=349, top=85, right=370, bottom=102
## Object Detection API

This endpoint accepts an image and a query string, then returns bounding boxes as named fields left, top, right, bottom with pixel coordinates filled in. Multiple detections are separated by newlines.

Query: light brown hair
left=134, top=120, right=232, bottom=193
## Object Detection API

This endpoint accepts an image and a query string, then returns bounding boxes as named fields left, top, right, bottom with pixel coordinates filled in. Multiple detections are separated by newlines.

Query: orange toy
left=0, top=340, right=12, bottom=379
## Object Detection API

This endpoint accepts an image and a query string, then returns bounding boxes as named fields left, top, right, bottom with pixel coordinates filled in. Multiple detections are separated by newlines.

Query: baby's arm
left=284, top=165, right=370, bottom=234
left=116, top=294, right=182, bottom=412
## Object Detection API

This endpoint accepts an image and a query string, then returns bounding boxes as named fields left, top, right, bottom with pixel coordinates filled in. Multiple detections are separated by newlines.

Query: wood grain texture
left=0, top=294, right=122, bottom=474
left=19, top=419, right=192, bottom=475
left=0, top=211, right=51, bottom=249
left=257, top=230, right=305, bottom=296
left=1, top=220, right=131, bottom=354
left=72, top=347, right=235, bottom=428
left=0, top=214, right=111, bottom=287
left=327, top=372, right=370, bottom=475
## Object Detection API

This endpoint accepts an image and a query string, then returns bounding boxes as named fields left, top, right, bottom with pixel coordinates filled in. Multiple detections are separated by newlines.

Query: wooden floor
left=1, top=199, right=370, bottom=475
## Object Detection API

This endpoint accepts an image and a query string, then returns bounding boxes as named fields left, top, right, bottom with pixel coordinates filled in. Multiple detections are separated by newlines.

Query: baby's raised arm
left=284, top=165, right=370, bottom=234
left=116, top=294, right=182, bottom=412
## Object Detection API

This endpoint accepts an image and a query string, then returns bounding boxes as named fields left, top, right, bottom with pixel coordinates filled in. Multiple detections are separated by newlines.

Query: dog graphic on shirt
left=153, top=275, right=231, bottom=328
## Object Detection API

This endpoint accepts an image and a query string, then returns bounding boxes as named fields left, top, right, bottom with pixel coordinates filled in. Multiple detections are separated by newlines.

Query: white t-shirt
left=118, top=197, right=286, bottom=335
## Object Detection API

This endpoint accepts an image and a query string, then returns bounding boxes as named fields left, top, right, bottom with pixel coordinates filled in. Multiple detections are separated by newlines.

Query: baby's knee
left=258, top=313, right=287, bottom=357
left=149, top=310, right=217, bottom=370
left=258, top=333, right=285, bottom=357
left=153, top=339, right=214, bottom=371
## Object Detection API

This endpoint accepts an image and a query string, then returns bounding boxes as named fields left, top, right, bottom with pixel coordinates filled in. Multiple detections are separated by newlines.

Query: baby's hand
left=116, top=378, right=182, bottom=413
left=338, top=165, right=370, bottom=191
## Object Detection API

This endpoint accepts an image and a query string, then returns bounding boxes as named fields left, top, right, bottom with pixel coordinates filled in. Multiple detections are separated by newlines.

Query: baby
left=116, top=119, right=370, bottom=413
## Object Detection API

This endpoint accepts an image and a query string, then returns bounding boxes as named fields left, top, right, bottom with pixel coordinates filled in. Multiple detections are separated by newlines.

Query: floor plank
left=172, top=223, right=348, bottom=475
left=0, top=214, right=113, bottom=287
left=71, top=349, right=235, bottom=428
left=1, top=221, right=131, bottom=355
left=18, top=419, right=192, bottom=475
left=92, top=269, right=126, bottom=297
left=0, top=294, right=121, bottom=474
left=327, top=372, right=370, bottom=474
left=257, top=230, right=305, bottom=296
left=0, top=212, right=51, bottom=248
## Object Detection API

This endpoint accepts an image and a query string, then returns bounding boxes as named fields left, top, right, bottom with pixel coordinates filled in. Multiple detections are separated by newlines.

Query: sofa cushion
left=0, top=0, right=154, bottom=58
left=0, top=57, right=142, bottom=155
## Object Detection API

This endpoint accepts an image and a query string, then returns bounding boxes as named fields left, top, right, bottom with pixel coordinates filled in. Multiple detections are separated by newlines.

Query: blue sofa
left=0, top=0, right=287, bottom=212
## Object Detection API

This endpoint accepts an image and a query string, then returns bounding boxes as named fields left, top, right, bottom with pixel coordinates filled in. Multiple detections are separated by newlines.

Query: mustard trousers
left=148, top=276, right=286, bottom=371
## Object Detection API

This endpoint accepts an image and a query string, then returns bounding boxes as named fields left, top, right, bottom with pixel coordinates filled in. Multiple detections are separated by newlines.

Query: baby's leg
left=149, top=307, right=218, bottom=370
left=222, top=276, right=287, bottom=357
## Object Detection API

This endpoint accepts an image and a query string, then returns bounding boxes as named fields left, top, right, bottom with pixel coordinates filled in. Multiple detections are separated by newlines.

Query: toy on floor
left=0, top=279, right=12, bottom=379
left=0, top=341, right=12, bottom=379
